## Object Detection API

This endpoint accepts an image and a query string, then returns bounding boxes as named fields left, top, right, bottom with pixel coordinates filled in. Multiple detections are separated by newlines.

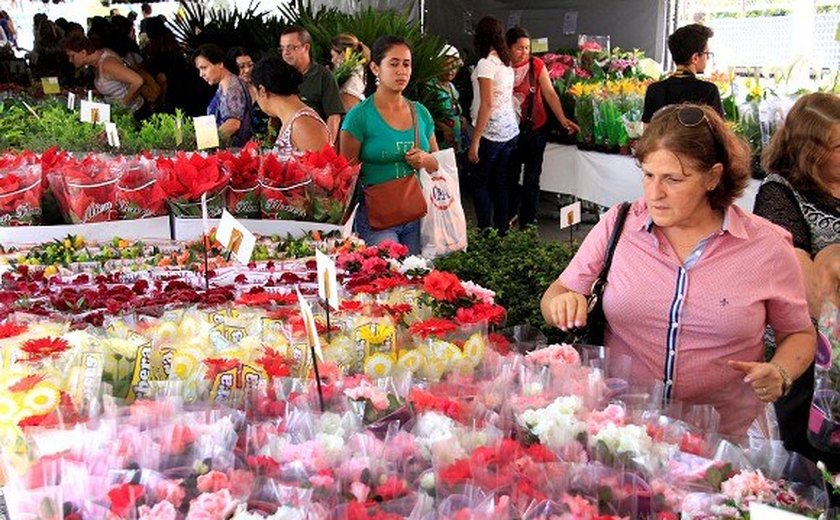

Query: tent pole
left=419, top=0, right=425, bottom=31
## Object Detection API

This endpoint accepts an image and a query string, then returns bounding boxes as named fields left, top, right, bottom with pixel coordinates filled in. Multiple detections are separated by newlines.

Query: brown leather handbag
left=363, top=102, right=428, bottom=230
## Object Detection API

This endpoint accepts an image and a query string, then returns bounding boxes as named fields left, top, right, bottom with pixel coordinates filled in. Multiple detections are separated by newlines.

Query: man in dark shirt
left=139, top=3, right=152, bottom=36
left=642, top=24, right=723, bottom=123
left=279, top=26, right=345, bottom=142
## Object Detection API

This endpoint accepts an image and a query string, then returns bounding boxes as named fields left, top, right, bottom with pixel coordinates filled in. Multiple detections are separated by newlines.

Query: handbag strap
left=590, top=201, right=631, bottom=296
left=523, top=57, right=536, bottom=123
left=409, top=100, right=419, bottom=148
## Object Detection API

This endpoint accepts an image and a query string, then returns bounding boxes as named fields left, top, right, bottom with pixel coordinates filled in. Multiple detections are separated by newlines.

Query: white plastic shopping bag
left=419, top=148, right=467, bottom=258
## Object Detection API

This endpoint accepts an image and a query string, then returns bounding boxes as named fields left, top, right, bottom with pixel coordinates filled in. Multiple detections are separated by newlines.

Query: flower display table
left=540, top=144, right=761, bottom=212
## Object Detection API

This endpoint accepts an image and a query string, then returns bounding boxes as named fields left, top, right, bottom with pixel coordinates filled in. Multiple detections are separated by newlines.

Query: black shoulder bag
left=573, top=201, right=632, bottom=346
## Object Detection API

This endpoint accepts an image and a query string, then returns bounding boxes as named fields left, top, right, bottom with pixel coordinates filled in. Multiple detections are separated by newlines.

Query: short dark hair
left=141, top=3, right=151, bottom=15
left=668, top=24, right=713, bottom=65
left=193, top=43, right=226, bottom=66
left=505, top=26, right=530, bottom=47
left=62, top=33, right=99, bottom=53
left=635, top=104, right=751, bottom=211
left=474, top=16, right=511, bottom=66
left=280, top=25, right=311, bottom=46
left=251, top=56, right=303, bottom=96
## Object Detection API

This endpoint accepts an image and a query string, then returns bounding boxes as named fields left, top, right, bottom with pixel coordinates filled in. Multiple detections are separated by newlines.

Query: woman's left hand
left=404, top=148, right=428, bottom=170
left=728, top=360, right=784, bottom=402
left=559, top=117, right=581, bottom=134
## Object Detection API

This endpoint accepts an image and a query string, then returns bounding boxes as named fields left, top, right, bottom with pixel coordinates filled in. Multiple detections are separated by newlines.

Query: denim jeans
left=354, top=196, right=421, bottom=255
left=471, top=135, right=518, bottom=233
left=507, top=126, right=548, bottom=227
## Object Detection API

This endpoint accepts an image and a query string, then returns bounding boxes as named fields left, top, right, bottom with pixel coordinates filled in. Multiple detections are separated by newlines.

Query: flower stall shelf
left=0, top=216, right=172, bottom=247
left=171, top=217, right=345, bottom=241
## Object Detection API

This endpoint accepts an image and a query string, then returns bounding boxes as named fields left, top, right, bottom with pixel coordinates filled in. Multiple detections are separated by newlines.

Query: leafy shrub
left=433, top=227, right=578, bottom=343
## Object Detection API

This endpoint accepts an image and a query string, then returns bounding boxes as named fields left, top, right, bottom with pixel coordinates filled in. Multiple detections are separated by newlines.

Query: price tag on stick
left=316, top=249, right=339, bottom=311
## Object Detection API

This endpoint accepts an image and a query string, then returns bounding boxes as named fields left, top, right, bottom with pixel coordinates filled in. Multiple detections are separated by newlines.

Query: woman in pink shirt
left=541, top=104, right=816, bottom=439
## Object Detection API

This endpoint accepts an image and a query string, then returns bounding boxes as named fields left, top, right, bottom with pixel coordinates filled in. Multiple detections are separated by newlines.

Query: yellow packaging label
left=224, top=326, right=246, bottom=345
left=287, top=342, right=310, bottom=377
left=241, top=364, right=265, bottom=391
left=210, top=368, right=237, bottom=402
left=152, top=346, right=174, bottom=380
left=126, top=343, right=153, bottom=401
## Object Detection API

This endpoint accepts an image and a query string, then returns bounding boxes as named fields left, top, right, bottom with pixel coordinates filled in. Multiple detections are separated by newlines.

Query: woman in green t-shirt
left=340, top=35, right=440, bottom=254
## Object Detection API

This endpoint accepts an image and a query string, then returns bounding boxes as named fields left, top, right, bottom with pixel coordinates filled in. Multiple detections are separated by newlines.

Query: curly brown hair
left=761, top=92, right=840, bottom=195
left=635, top=103, right=751, bottom=211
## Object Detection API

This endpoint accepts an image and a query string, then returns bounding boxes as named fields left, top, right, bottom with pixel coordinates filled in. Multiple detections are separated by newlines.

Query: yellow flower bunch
left=744, top=78, right=765, bottom=102
left=568, top=82, right=602, bottom=98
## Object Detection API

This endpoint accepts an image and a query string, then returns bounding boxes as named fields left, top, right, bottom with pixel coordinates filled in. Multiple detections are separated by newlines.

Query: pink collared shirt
left=560, top=198, right=811, bottom=438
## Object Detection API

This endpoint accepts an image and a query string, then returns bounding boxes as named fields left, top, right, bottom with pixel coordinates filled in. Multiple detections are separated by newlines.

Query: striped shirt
left=560, top=198, right=811, bottom=438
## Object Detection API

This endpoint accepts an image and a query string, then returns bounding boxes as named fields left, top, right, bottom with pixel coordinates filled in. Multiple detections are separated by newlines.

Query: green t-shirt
left=300, top=62, right=345, bottom=120
left=341, top=95, right=435, bottom=186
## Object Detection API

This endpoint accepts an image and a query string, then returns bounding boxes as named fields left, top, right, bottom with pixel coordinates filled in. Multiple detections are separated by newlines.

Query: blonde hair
left=331, top=33, right=370, bottom=64
left=635, top=103, right=751, bottom=211
left=762, top=92, right=840, bottom=194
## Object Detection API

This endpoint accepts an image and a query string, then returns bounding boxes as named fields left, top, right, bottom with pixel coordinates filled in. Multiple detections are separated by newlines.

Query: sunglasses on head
left=655, top=105, right=724, bottom=162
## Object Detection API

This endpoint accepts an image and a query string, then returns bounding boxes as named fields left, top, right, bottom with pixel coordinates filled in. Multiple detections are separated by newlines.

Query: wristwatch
left=769, top=361, right=792, bottom=396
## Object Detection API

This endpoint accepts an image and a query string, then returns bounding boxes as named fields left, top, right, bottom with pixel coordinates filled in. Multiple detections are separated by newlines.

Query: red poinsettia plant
left=157, top=152, right=229, bottom=217
left=300, top=144, right=360, bottom=224
left=218, top=141, right=261, bottom=218
left=116, top=155, right=167, bottom=220
left=48, top=153, right=120, bottom=224
left=259, top=153, right=311, bottom=220
left=0, top=152, right=43, bottom=226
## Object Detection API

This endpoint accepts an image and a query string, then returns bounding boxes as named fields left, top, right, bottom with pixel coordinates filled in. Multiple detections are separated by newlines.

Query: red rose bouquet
left=300, top=144, right=360, bottom=224
left=218, top=141, right=261, bottom=218
left=48, top=153, right=120, bottom=224
left=116, top=155, right=167, bottom=220
left=157, top=152, right=229, bottom=218
left=259, top=153, right=311, bottom=221
left=0, top=151, right=43, bottom=226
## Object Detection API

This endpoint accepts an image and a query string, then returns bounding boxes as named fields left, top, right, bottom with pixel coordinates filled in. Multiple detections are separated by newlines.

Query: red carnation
left=423, top=270, right=467, bottom=302
left=0, top=321, right=27, bottom=339
left=256, top=348, right=291, bottom=378
left=107, top=483, right=145, bottom=517
left=203, top=358, right=241, bottom=381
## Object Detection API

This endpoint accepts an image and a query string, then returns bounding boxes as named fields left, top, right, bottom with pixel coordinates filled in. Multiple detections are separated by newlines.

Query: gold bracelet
left=769, top=361, right=792, bottom=396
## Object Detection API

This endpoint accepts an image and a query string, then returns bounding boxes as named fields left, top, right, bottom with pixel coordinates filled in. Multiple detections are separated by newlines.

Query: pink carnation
left=185, top=489, right=239, bottom=520
left=154, top=480, right=185, bottom=508
left=526, top=343, right=581, bottom=367
left=196, top=470, right=229, bottom=493
left=309, top=471, right=335, bottom=489
left=721, top=470, right=776, bottom=503
left=139, top=501, right=177, bottom=520
left=350, top=481, right=370, bottom=502
left=461, top=281, right=495, bottom=305
left=586, top=404, right=626, bottom=434
left=344, top=380, right=390, bottom=411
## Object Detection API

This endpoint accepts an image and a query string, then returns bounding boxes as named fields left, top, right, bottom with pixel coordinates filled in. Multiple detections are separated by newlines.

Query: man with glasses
left=642, top=23, right=723, bottom=124
left=279, top=26, right=345, bottom=141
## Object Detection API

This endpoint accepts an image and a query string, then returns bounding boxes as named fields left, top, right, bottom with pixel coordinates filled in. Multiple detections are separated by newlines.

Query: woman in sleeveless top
left=754, top=92, right=840, bottom=470
left=193, top=44, right=253, bottom=148
left=251, top=56, right=330, bottom=160
left=63, top=33, right=144, bottom=113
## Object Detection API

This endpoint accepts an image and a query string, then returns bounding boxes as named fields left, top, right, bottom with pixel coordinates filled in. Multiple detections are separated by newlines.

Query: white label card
left=560, top=201, right=582, bottom=229
left=564, top=11, right=579, bottom=35
left=342, top=203, right=358, bottom=239
left=80, top=100, right=111, bottom=124
left=194, top=115, right=219, bottom=150
left=296, top=287, right=323, bottom=362
left=216, top=210, right=256, bottom=264
left=67, top=92, right=76, bottom=110
left=105, top=122, right=120, bottom=148
left=316, top=249, right=339, bottom=310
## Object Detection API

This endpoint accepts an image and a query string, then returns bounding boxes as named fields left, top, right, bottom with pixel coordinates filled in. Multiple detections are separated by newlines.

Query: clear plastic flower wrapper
left=259, top=153, right=311, bottom=221
left=0, top=150, right=43, bottom=226
left=157, top=152, right=230, bottom=218
left=218, top=141, right=261, bottom=219
left=116, top=155, right=167, bottom=220
left=809, top=301, right=840, bottom=452
left=48, top=153, right=122, bottom=224
left=299, top=144, right=360, bottom=224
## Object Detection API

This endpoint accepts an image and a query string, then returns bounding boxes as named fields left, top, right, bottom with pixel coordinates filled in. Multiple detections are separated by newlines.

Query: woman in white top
left=330, top=33, right=369, bottom=112
left=469, top=16, right=520, bottom=233
left=251, top=56, right=331, bottom=160
left=63, top=33, right=145, bottom=114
